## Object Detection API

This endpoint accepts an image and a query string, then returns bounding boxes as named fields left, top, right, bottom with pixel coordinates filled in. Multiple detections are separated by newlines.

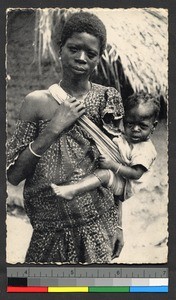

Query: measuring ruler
left=7, top=267, right=168, bottom=293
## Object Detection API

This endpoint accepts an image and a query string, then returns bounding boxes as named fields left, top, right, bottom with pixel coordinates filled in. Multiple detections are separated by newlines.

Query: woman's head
left=123, top=92, right=160, bottom=143
left=59, top=12, right=106, bottom=79
left=60, top=12, right=107, bottom=55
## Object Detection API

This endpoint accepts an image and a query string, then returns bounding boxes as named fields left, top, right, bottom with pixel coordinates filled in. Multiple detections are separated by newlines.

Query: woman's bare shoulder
left=19, top=89, right=56, bottom=122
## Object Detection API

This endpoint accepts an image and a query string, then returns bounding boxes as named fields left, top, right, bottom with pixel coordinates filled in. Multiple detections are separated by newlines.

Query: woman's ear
left=59, top=41, right=62, bottom=56
left=92, top=57, right=100, bottom=74
left=97, top=56, right=100, bottom=65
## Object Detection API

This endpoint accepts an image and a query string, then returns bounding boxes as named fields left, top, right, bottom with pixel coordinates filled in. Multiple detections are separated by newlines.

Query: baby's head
left=123, top=92, right=160, bottom=143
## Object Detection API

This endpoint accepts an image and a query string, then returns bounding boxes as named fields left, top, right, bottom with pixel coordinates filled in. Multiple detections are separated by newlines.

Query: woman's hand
left=99, top=154, right=114, bottom=169
left=111, top=228, right=124, bottom=261
left=47, top=97, right=86, bottom=138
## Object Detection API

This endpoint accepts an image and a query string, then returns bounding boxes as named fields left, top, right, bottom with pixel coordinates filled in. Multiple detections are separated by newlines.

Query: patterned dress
left=7, top=83, right=124, bottom=263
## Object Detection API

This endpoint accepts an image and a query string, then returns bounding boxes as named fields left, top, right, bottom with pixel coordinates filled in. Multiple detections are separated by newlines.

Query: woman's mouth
left=72, top=66, right=87, bottom=73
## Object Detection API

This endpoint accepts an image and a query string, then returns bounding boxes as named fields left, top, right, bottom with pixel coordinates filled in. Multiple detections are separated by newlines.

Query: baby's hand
left=99, top=154, right=114, bottom=169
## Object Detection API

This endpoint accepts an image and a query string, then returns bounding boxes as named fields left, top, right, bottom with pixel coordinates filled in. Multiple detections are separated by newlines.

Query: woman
left=7, top=11, right=124, bottom=263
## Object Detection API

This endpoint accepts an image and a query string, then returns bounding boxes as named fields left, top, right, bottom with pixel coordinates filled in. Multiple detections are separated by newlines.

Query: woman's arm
left=99, top=155, right=146, bottom=180
left=7, top=90, right=85, bottom=185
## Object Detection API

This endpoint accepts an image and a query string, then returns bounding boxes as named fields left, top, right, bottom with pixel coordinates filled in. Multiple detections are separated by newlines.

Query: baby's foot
left=51, top=183, right=75, bottom=200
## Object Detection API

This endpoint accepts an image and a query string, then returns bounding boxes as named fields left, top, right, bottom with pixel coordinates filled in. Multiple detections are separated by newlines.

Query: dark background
left=1, top=0, right=176, bottom=299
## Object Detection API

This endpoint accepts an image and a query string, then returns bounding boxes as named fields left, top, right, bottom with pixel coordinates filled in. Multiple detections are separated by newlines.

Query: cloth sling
left=48, top=84, right=123, bottom=164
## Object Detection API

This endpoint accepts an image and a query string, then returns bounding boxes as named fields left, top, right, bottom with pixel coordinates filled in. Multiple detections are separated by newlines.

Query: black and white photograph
left=6, top=7, right=168, bottom=264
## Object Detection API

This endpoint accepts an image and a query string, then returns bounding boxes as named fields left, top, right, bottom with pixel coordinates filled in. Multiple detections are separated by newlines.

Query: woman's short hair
left=61, top=12, right=107, bottom=55
left=124, top=91, right=161, bottom=120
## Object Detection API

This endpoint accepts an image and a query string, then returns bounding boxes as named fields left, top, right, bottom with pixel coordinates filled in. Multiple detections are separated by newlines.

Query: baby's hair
left=124, top=91, right=161, bottom=120
left=60, top=12, right=107, bottom=55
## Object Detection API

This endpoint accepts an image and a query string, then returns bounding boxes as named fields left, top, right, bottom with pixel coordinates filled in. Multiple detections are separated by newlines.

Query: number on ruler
left=117, top=270, right=120, bottom=275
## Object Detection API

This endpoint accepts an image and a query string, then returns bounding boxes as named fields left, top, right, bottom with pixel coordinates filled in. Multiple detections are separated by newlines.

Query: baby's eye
left=125, top=122, right=133, bottom=128
left=140, top=124, right=149, bottom=130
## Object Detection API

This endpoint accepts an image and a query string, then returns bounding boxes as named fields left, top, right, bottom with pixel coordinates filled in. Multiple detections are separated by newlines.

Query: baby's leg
left=51, top=169, right=110, bottom=200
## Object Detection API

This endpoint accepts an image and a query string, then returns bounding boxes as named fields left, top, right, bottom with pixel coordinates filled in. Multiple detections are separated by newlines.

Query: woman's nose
left=76, top=51, right=87, bottom=63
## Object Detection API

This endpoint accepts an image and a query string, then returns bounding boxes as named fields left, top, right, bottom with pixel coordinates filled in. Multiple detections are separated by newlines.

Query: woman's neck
left=60, top=77, right=91, bottom=98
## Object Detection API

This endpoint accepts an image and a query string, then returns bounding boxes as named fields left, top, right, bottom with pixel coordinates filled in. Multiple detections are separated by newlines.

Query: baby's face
left=123, top=104, right=157, bottom=143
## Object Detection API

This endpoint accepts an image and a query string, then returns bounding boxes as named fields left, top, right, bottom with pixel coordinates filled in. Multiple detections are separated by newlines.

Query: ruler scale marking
left=7, top=267, right=168, bottom=293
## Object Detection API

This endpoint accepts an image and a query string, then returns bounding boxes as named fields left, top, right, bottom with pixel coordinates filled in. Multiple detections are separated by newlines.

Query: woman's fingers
left=111, top=229, right=124, bottom=260
left=66, top=98, right=86, bottom=115
left=48, top=97, right=86, bottom=138
left=68, top=97, right=85, bottom=108
left=99, top=155, right=107, bottom=161
left=67, top=96, right=77, bottom=103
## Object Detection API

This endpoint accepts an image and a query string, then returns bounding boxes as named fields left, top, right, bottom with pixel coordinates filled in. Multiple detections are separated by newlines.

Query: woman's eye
left=88, top=52, right=96, bottom=59
left=69, top=47, right=78, bottom=53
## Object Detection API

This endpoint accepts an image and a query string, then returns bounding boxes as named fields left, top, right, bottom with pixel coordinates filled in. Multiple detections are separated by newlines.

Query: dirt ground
left=6, top=120, right=168, bottom=264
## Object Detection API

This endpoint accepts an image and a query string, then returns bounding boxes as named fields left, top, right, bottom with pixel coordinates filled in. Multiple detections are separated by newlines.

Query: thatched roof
left=34, top=8, right=168, bottom=97
left=93, top=8, right=168, bottom=96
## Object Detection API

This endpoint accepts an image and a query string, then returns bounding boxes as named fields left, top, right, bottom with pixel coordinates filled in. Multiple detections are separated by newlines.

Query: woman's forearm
left=7, top=126, right=59, bottom=185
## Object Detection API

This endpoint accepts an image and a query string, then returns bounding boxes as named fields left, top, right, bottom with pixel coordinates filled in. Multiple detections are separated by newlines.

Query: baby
left=52, top=92, right=160, bottom=201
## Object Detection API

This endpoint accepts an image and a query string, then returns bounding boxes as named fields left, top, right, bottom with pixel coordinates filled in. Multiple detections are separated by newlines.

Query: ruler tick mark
left=7, top=266, right=169, bottom=285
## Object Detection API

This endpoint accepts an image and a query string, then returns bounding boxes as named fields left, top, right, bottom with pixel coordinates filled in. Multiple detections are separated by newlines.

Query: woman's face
left=60, top=32, right=100, bottom=79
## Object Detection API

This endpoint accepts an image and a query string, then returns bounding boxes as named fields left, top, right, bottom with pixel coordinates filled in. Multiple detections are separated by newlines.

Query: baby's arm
left=99, top=155, right=146, bottom=180
left=115, top=163, right=146, bottom=180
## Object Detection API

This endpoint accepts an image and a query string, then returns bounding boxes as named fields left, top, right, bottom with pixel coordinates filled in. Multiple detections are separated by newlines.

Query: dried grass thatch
left=34, top=8, right=168, bottom=100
